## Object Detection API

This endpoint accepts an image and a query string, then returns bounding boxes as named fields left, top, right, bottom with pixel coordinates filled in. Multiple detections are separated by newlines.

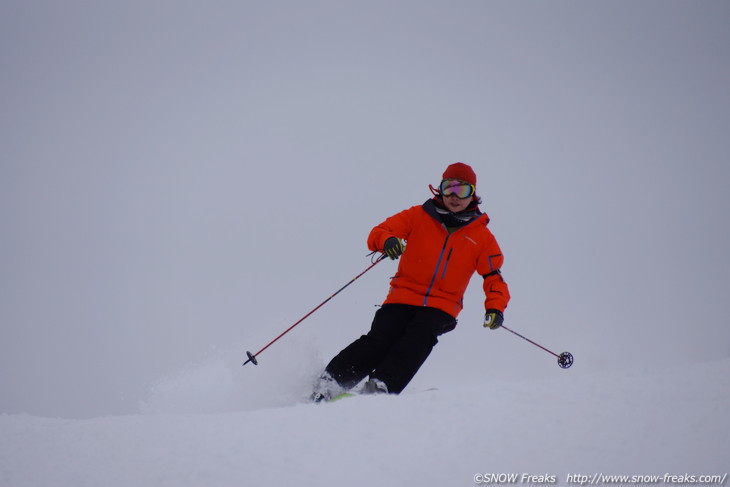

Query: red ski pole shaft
left=500, top=324, right=560, bottom=358
left=243, top=254, right=387, bottom=366
left=501, top=325, right=574, bottom=369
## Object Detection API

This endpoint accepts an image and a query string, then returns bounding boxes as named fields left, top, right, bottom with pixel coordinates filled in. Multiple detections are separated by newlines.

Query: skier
left=311, top=162, right=511, bottom=401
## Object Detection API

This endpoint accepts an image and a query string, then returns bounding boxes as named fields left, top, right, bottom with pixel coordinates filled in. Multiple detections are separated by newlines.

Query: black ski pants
left=324, top=303, right=457, bottom=394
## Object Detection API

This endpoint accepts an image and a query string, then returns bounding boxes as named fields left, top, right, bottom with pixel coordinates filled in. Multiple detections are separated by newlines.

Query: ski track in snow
left=2, top=358, right=728, bottom=487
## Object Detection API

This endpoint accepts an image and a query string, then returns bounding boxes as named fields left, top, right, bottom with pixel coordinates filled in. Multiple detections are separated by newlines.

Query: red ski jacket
left=367, top=199, right=510, bottom=318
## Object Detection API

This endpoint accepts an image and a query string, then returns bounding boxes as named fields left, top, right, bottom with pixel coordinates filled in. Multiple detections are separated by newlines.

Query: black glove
left=383, top=237, right=404, bottom=260
left=483, top=309, right=504, bottom=330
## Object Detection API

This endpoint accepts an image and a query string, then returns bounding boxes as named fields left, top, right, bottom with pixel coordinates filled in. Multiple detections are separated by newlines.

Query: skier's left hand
left=483, top=309, right=504, bottom=330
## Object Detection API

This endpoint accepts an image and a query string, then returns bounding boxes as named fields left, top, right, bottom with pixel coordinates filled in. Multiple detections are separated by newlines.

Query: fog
left=2, top=1, right=729, bottom=418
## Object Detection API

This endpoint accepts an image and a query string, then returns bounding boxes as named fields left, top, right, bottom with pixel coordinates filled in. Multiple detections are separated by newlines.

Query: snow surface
left=2, top=355, right=728, bottom=487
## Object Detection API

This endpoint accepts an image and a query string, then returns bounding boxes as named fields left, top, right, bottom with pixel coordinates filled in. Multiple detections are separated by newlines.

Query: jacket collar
left=422, top=198, right=490, bottom=228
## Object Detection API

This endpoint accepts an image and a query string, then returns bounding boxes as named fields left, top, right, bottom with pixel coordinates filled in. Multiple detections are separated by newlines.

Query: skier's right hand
left=383, top=237, right=404, bottom=260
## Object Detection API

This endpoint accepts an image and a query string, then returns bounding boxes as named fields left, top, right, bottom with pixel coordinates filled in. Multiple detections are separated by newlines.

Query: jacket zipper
left=423, top=234, right=451, bottom=307
left=440, top=248, right=453, bottom=280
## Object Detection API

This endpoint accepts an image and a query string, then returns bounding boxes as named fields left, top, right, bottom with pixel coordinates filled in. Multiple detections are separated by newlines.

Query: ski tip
left=328, top=392, right=356, bottom=402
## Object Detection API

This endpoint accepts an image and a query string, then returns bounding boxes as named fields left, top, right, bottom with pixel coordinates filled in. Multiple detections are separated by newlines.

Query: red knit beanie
left=442, top=162, right=477, bottom=186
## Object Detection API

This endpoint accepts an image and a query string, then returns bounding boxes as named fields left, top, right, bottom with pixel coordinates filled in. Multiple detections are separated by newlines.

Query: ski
left=327, top=392, right=356, bottom=402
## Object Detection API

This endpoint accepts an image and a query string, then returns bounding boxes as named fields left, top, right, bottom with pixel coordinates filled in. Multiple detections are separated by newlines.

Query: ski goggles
left=439, top=179, right=475, bottom=199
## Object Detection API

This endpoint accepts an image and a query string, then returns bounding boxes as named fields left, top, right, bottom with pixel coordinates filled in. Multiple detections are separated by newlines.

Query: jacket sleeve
left=478, top=232, right=511, bottom=313
left=367, top=206, right=417, bottom=252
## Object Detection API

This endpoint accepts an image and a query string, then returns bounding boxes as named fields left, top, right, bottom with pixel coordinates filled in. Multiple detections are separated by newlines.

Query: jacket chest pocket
left=437, top=242, right=479, bottom=292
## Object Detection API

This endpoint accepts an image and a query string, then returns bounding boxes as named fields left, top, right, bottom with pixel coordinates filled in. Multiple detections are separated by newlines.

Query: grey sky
left=2, top=1, right=729, bottom=418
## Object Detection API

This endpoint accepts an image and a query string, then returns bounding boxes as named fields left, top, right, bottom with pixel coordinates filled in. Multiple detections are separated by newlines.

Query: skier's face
left=443, top=193, right=472, bottom=212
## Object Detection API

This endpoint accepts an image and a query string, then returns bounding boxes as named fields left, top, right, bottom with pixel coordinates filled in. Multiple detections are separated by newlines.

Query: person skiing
left=311, top=162, right=510, bottom=401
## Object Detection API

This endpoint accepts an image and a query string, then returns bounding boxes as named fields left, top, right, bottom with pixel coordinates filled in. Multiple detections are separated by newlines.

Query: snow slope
left=2, top=358, right=728, bottom=487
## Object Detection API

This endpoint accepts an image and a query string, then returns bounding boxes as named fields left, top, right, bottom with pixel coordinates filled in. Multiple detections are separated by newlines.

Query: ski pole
left=500, top=324, right=574, bottom=369
left=243, top=254, right=388, bottom=366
